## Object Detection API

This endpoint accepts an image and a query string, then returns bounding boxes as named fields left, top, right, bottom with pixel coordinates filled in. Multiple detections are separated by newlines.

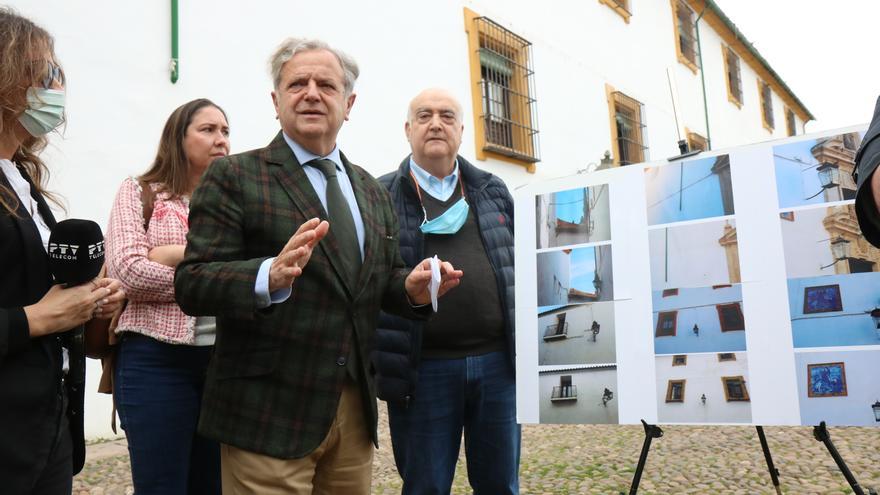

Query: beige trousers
left=220, top=382, right=373, bottom=495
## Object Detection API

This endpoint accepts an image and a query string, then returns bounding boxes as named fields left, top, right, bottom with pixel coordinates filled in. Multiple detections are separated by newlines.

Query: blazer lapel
left=265, top=132, right=355, bottom=297
left=0, top=169, right=53, bottom=297
left=341, top=153, right=378, bottom=301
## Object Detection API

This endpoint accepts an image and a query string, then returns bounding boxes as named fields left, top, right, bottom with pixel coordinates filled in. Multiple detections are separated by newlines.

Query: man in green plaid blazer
left=174, top=38, right=462, bottom=493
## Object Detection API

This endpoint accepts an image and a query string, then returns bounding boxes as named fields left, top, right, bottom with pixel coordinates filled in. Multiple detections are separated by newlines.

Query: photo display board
left=515, top=126, right=880, bottom=427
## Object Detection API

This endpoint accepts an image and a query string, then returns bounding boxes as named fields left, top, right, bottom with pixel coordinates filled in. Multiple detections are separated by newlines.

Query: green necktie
left=309, top=159, right=361, bottom=285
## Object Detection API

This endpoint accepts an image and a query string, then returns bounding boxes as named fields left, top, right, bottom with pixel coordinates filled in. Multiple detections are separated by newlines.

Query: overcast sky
left=713, top=0, right=880, bottom=132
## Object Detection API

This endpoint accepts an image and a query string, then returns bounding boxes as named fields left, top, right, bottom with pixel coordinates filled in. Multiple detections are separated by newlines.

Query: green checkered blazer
left=175, top=132, right=422, bottom=459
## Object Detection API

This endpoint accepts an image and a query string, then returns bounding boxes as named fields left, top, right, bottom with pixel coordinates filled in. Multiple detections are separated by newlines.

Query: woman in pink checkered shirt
left=105, top=98, right=229, bottom=495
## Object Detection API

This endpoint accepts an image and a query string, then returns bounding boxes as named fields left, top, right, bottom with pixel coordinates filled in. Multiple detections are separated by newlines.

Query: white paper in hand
left=429, top=255, right=441, bottom=312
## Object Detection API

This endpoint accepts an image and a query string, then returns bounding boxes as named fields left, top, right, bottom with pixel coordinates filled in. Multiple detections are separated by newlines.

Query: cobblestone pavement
left=75, top=403, right=880, bottom=494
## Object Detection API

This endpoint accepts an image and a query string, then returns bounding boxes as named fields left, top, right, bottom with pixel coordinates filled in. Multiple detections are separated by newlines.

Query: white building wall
left=655, top=352, right=752, bottom=424
left=539, top=367, right=619, bottom=424
left=537, top=250, right=570, bottom=306
left=7, top=0, right=807, bottom=439
left=538, top=303, right=616, bottom=366
left=780, top=207, right=835, bottom=279
left=650, top=220, right=734, bottom=289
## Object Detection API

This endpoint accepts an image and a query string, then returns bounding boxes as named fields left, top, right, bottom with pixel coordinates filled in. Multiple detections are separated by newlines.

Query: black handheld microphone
left=47, top=219, right=105, bottom=286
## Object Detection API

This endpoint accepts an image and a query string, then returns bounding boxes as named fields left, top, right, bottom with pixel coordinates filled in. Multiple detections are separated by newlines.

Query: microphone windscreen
left=48, top=219, right=105, bottom=286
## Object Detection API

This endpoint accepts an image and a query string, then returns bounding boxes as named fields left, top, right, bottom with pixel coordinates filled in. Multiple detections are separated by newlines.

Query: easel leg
left=755, top=426, right=783, bottom=495
left=628, top=419, right=663, bottom=495
left=812, top=421, right=876, bottom=495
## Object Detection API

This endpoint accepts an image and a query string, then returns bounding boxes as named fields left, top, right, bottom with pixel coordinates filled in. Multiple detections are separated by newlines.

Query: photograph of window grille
left=471, top=15, right=540, bottom=164
left=539, top=365, right=618, bottom=424
left=795, top=350, right=880, bottom=426
left=535, top=184, right=611, bottom=249
left=536, top=245, right=613, bottom=309
left=537, top=302, right=616, bottom=366
left=652, top=285, right=747, bottom=355
left=655, top=353, right=752, bottom=424
left=773, top=132, right=864, bottom=208
left=644, top=155, right=734, bottom=225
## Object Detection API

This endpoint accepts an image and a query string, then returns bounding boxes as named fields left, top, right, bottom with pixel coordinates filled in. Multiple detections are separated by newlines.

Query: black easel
left=626, top=423, right=785, bottom=494
left=755, top=426, right=782, bottom=495
left=627, top=420, right=663, bottom=495
left=813, top=421, right=877, bottom=495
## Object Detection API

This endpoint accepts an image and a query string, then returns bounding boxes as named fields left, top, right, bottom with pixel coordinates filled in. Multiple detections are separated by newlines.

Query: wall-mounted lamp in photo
left=593, top=272, right=603, bottom=297
left=816, top=162, right=840, bottom=190
left=701, top=393, right=707, bottom=405
left=602, top=387, right=614, bottom=407
left=819, top=236, right=851, bottom=269
left=693, top=324, right=700, bottom=337
left=867, top=307, right=880, bottom=340
left=872, top=400, right=880, bottom=422
left=591, top=320, right=601, bottom=342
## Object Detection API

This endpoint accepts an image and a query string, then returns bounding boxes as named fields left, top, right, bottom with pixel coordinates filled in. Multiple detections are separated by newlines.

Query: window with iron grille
left=600, top=0, right=632, bottom=22
left=612, top=91, right=647, bottom=165
left=759, top=81, right=774, bottom=130
left=722, top=376, right=749, bottom=401
left=672, top=354, right=687, bottom=366
left=666, top=379, right=686, bottom=402
left=718, top=352, right=736, bottom=362
left=724, top=46, right=743, bottom=106
left=786, top=108, right=796, bottom=136
left=469, top=15, right=540, bottom=165
left=674, top=0, right=698, bottom=70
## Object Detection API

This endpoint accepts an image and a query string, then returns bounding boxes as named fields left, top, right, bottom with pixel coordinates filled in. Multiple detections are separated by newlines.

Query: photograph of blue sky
left=553, top=188, right=585, bottom=223
left=570, top=247, right=598, bottom=294
left=644, top=156, right=733, bottom=225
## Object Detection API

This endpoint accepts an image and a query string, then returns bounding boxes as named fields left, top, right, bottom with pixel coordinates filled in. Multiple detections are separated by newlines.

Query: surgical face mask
left=419, top=196, right=469, bottom=235
left=18, top=88, right=65, bottom=137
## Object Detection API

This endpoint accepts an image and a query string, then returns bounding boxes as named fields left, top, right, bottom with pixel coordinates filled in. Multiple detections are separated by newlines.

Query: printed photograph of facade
left=649, top=219, right=740, bottom=291
left=795, top=349, right=880, bottom=426
left=780, top=204, right=880, bottom=280
left=787, top=272, right=880, bottom=348
left=774, top=132, right=865, bottom=209
left=538, top=303, right=616, bottom=366
left=538, top=365, right=618, bottom=425
left=655, top=352, right=752, bottom=424
left=644, top=155, right=734, bottom=225
left=653, top=285, right=747, bottom=355
left=536, top=184, right=611, bottom=249
left=536, top=245, right=614, bottom=309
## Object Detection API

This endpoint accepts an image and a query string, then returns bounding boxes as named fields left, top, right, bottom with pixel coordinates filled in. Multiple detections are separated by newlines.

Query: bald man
left=374, top=89, right=520, bottom=494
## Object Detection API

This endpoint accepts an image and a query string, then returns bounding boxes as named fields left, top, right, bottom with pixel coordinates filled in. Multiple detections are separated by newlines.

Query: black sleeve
left=0, top=307, right=31, bottom=365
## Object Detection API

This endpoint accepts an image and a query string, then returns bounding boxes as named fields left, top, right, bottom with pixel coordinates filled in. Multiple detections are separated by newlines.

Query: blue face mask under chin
left=418, top=196, right=469, bottom=235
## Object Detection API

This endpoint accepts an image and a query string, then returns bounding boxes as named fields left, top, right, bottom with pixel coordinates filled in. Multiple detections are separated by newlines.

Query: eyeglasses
left=33, top=60, right=65, bottom=89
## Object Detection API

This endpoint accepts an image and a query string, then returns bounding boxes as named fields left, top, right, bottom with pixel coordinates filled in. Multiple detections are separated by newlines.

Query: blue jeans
left=114, top=333, right=220, bottom=495
left=388, top=350, right=520, bottom=495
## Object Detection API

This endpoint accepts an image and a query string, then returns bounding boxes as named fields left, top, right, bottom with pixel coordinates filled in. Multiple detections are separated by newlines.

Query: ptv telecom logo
left=48, top=241, right=105, bottom=260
